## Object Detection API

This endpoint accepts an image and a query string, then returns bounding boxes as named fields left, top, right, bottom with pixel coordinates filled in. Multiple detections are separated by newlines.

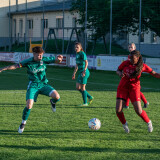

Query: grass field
left=0, top=64, right=160, bottom=160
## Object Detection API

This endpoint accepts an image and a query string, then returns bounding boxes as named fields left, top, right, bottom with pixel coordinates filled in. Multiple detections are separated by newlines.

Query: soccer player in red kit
left=116, top=50, right=160, bottom=133
left=124, top=43, right=149, bottom=109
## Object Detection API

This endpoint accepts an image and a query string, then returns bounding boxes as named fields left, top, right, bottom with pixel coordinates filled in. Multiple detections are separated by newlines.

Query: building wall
left=12, top=10, right=80, bottom=40
left=0, top=0, right=41, bottom=38
left=129, top=31, right=160, bottom=44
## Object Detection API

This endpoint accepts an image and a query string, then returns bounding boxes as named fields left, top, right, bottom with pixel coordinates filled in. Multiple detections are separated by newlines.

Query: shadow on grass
left=0, top=103, right=114, bottom=108
left=0, top=144, right=160, bottom=154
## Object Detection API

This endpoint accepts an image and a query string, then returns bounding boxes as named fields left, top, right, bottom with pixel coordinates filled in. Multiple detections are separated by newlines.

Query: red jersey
left=118, top=60, right=152, bottom=88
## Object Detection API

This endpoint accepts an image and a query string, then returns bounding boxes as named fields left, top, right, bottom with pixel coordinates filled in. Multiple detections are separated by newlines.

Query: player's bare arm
left=72, top=64, right=78, bottom=80
left=0, top=64, right=19, bottom=73
left=55, top=55, right=63, bottom=63
left=82, top=60, right=88, bottom=77
left=150, top=70, right=160, bottom=78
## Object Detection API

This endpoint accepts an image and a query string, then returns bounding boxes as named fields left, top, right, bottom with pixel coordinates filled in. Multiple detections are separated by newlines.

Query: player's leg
left=140, top=92, right=149, bottom=108
left=76, top=83, right=88, bottom=106
left=130, top=89, right=153, bottom=132
left=18, top=99, right=34, bottom=133
left=50, top=90, right=60, bottom=112
left=132, top=101, right=153, bottom=132
left=116, top=87, right=130, bottom=133
left=40, top=84, right=60, bottom=112
left=124, top=97, right=130, bottom=109
left=18, top=83, right=39, bottom=133
left=77, top=84, right=93, bottom=101
left=80, top=83, right=88, bottom=106
left=77, top=70, right=93, bottom=106
left=116, top=98, right=129, bottom=133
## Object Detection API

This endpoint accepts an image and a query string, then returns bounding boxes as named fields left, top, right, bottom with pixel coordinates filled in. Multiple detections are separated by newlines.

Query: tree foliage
left=71, top=0, right=160, bottom=39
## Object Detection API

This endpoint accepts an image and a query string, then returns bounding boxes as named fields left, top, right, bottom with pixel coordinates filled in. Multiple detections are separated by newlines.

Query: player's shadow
left=0, top=144, right=159, bottom=154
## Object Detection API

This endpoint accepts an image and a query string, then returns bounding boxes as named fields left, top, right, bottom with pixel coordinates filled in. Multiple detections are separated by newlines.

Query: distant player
left=0, top=46, right=63, bottom=133
left=124, top=43, right=149, bottom=109
left=72, top=42, right=93, bottom=106
left=116, top=50, right=160, bottom=133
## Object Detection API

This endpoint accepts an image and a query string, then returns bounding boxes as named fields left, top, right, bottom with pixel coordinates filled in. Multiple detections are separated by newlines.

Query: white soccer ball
left=88, top=118, right=101, bottom=130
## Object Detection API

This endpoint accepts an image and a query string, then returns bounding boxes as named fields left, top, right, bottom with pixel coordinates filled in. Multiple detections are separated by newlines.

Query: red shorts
left=117, top=86, right=141, bottom=103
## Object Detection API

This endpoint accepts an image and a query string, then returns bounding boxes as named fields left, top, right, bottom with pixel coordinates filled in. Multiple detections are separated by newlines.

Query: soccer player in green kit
left=0, top=47, right=63, bottom=133
left=72, top=42, right=93, bottom=106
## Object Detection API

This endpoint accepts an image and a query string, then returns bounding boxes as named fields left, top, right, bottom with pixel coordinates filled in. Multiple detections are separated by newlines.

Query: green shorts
left=26, top=81, right=55, bottom=102
left=77, top=69, right=90, bottom=84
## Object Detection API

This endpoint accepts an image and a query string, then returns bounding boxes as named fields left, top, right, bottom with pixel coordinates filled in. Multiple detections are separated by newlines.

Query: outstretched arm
left=72, top=64, right=78, bottom=80
left=0, top=64, right=19, bottom=73
left=150, top=70, right=160, bottom=78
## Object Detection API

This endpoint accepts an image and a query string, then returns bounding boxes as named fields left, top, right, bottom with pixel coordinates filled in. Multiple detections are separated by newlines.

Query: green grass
left=0, top=64, right=160, bottom=160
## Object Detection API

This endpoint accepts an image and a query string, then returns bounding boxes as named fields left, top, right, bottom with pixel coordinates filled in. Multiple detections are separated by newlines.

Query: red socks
left=139, top=110, right=150, bottom=123
left=126, top=97, right=130, bottom=107
left=116, top=112, right=126, bottom=124
left=140, top=92, right=147, bottom=104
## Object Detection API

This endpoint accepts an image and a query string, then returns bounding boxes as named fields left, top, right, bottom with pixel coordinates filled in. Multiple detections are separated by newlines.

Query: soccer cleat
left=123, top=122, right=130, bottom=133
left=144, top=101, right=149, bottom=108
left=88, top=97, right=94, bottom=105
left=18, top=123, right=25, bottom=134
left=123, top=106, right=129, bottom=109
left=50, top=99, right=56, bottom=112
left=148, top=120, right=153, bottom=133
left=78, top=103, right=89, bottom=107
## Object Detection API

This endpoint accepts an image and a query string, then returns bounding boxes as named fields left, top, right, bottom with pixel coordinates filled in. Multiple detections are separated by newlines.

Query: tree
left=71, top=0, right=160, bottom=38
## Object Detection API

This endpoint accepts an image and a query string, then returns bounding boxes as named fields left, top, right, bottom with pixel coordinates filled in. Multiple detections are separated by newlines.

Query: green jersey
left=20, top=56, right=55, bottom=83
left=76, top=51, right=88, bottom=72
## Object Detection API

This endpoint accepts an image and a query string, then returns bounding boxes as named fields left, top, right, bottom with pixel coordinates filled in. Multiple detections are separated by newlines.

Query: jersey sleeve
left=118, top=60, right=129, bottom=71
left=81, top=52, right=87, bottom=61
left=142, top=64, right=153, bottom=73
left=19, top=58, right=32, bottom=67
left=43, top=56, right=55, bottom=64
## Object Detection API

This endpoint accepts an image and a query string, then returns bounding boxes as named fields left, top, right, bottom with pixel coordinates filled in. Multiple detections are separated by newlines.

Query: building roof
left=10, top=0, right=73, bottom=16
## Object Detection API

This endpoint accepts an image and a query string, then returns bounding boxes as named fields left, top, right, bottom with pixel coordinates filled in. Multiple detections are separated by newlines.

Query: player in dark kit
left=0, top=47, right=63, bottom=133
left=116, top=50, right=160, bottom=133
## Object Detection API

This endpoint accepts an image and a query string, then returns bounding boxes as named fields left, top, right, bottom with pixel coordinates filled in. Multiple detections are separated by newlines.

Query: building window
left=151, top=32, right=157, bottom=43
left=56, top=18, right=63, bottom=28
left=27, top=19, right=33, bottom=29
left=13, top=19, right=16, bottom=37
left=72, top=17, right=77, bottom=28
left=19, top=20, right=23, bottom=37
left=140, top=32, right=144, bottom=43
left=42, top=19, right=48, bottom=29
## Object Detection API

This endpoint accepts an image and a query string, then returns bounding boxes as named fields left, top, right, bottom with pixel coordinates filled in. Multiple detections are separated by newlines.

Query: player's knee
left=55, top=94, right=60, bottom=100
left=135, top=110, right=141, bottom=116
left=116, top=109, right=122, bottom=114
left=27, top=104, right=33, bottom=109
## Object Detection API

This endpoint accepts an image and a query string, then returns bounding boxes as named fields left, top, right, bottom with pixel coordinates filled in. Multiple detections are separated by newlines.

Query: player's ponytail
left=130, top=50, right=143, bottom=78
left=75, top=42, right=84, bottom=52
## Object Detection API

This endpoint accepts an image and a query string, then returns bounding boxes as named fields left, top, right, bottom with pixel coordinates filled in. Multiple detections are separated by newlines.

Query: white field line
left=1, top=71, right=160, bottom=91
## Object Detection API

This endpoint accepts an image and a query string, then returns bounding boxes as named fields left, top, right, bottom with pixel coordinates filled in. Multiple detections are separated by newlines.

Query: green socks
left=82, top=90, right=88, bottom=104
left=79, top=89, right=92, bottom=99
left=22, top=107, right=31, bottom=121
left=51, top=98, right=60, bottom=103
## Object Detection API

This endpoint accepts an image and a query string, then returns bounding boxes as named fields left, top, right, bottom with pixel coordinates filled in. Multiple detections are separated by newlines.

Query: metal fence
left=0, top=0, right=160, bottom=57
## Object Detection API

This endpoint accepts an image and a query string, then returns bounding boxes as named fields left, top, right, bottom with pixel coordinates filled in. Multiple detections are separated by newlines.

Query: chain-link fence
left=0, top=0, right=160, bottom=57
